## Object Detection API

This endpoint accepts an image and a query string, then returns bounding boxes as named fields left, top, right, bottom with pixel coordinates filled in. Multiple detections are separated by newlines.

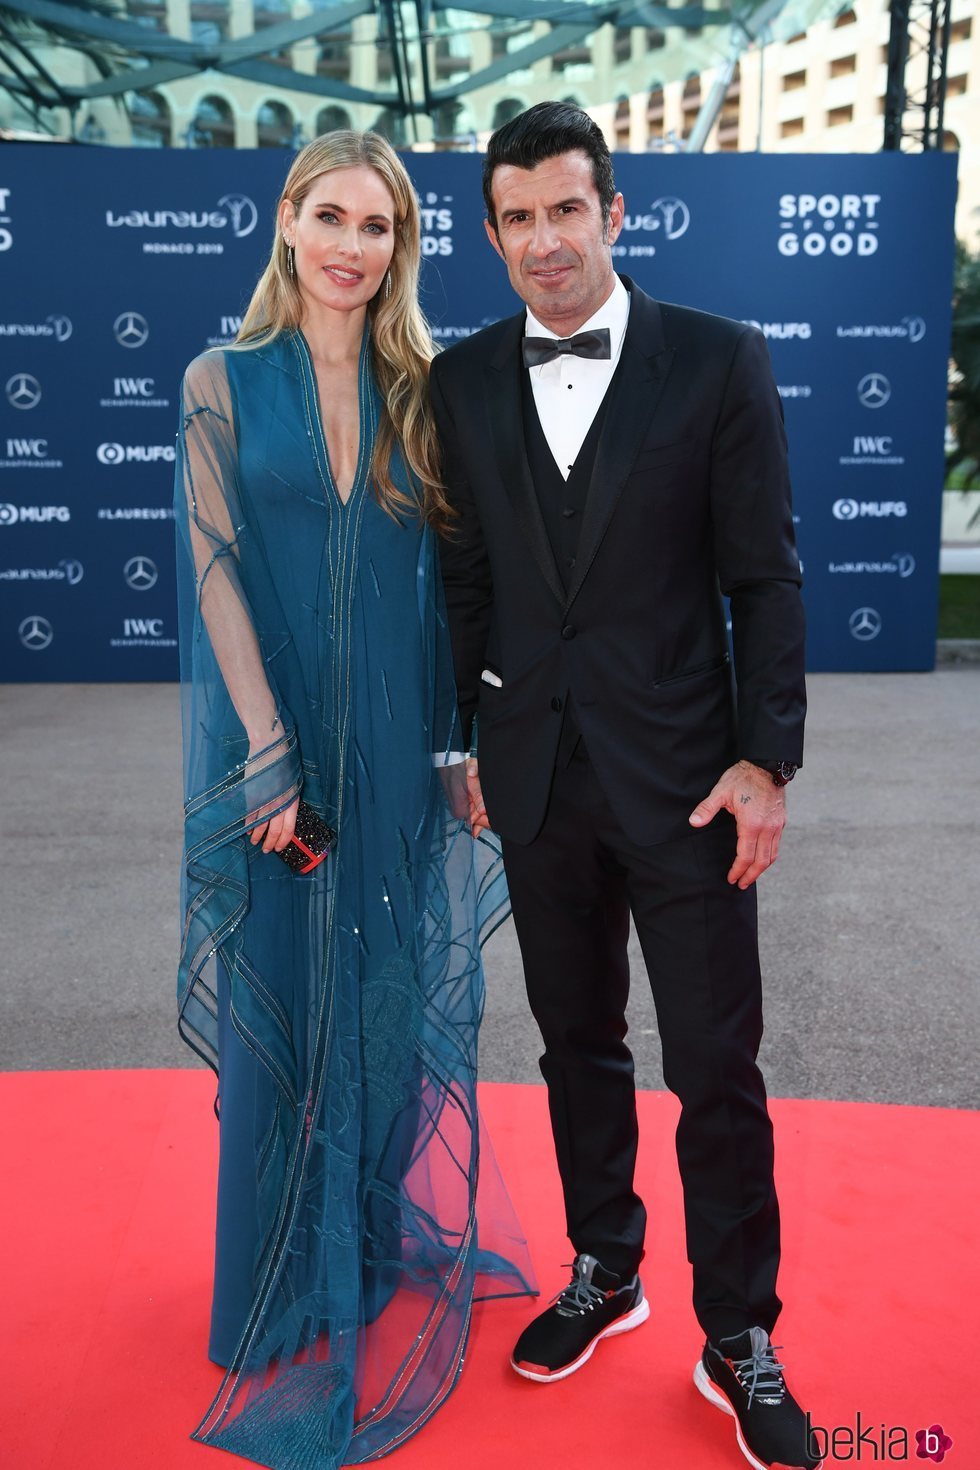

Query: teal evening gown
left=174, top=328, right=534, bottom=1470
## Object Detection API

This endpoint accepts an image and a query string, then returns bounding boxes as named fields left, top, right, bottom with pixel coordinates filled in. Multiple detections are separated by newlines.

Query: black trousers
left=499, top=744, right=782, bottom=1342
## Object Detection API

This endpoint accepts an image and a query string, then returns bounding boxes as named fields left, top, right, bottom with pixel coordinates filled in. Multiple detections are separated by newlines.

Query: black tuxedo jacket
left=430, top=277, right=806, bottom=847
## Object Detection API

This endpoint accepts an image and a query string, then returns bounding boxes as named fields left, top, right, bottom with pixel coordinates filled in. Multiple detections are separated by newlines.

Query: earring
left=286, top=240, right=295, bottom=277
left=384, top=270, right=392, bottom=300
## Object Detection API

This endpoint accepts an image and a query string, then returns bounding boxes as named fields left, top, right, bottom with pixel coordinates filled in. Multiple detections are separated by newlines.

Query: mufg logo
left=97, top=442, right=175, bottom=464
left=833, top=499, right=907, bottom=520
left=622, top=197, right=690, bottom=241
left=778, top=193, right=881, bottom=258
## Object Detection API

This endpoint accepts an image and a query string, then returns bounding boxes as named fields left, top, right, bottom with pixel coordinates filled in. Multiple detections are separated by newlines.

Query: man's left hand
left=688, top=760, right=787, bottom=889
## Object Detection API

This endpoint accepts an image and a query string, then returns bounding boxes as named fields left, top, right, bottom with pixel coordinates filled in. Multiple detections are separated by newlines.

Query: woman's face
left=280, top=166, right=397, bottom=318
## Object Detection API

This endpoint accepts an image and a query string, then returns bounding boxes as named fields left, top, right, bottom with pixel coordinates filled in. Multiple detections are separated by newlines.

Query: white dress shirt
left=524, top=275, right=631, bottom=481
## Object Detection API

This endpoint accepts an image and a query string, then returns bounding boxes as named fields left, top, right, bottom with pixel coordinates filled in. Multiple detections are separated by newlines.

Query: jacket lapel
left=486, top=315, right=566, bottom=608
left=565, top=284, right=675, bottom=611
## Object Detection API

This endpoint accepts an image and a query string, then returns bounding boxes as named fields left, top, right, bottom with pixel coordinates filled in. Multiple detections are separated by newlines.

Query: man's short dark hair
left=482, top=101, right=616, bottom=233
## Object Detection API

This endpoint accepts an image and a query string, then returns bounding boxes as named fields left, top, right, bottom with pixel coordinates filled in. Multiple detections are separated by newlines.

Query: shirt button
left=562, top=507, right=576, bottom=518
left=551, top=696, right=563, bottom=712
left=566, top=557, right=576, bottom=568
left=561, top=625, right=576, bottom=641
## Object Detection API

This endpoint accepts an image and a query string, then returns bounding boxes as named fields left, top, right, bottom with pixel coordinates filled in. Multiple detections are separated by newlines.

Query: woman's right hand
left=249, top=795, right=300, bottom=854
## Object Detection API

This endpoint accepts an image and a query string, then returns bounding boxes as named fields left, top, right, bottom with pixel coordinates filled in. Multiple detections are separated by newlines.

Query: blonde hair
left=237, top=131, right=452, bottom=530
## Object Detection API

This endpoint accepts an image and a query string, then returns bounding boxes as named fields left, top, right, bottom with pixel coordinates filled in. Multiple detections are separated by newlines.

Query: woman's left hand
left=250, top=795, right=300, bottom=855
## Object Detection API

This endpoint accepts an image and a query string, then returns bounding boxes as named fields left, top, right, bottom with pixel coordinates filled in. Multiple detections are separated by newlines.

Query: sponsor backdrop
left=0, top=146, right=956, bottom=679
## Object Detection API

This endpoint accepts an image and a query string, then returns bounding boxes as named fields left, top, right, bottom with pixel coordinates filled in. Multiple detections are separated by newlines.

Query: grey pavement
left=1, top=672, right=977, bottom=1108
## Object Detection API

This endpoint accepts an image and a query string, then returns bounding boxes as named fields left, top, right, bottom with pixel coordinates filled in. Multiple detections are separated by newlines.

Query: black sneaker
left=510, top=1253, right=649, bottom=1383
left=694, top=1327, right=823, bottom=1470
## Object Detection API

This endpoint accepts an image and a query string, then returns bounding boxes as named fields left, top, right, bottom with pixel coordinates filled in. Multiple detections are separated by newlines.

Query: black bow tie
left=522, top=328, right=611, bottom=369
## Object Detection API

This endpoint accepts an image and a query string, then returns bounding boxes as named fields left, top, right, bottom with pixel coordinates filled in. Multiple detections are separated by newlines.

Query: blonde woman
left=174, top=133, right=532, bottom=1469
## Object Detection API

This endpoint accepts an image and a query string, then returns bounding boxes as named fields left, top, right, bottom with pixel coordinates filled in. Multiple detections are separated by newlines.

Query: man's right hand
left=466, top=758, right=490, bottom=838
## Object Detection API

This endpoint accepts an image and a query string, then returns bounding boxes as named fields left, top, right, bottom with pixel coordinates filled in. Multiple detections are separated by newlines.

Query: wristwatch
left=756, top=760, right=798, bottom=788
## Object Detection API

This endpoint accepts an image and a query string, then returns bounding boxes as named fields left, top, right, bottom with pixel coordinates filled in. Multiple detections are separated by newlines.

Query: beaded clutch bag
left=277, top=801, right=337, bottom=874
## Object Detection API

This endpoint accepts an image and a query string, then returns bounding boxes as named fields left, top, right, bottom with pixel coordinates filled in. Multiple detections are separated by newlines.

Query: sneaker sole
left=511, top=1294, right=650, bottom=1383
left=693, top=1360, right=824, bottom=1470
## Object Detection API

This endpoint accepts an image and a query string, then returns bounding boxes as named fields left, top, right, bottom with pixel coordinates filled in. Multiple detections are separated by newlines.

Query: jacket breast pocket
left=652, top=653, right=730, bottom=689
left=629, top=437, right=700, bottom=477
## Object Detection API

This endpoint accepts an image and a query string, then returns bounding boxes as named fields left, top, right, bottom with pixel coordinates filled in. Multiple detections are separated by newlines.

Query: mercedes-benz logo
left=47, top=314, right=73, bottom=343
left=6, top=372, right=41, bottom=410
left=649, top=197, right=690, bottom=241
left=60, top=559, right=84, bottom=585
left=114, top=311, right=149, bottom=349
left=902, top=316, right=926, bottom=344
left=858, top=372, right=890, bottom=409
left=217, top=193, right=258, bottom=239
left=849, top=606, right=882, bottom=641
left=124, top=554, right=158, bottom=590
left=18, top=614, right=53, bottom=651
left=98, top=442, right=125, bottom=465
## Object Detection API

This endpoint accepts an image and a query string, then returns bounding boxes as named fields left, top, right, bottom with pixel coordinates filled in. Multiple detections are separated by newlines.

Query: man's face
left=486, top=150, right=624, bottom=335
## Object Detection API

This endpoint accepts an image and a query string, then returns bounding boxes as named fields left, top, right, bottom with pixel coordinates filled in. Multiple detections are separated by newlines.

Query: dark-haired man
left=429, top=102, right=817, bottom=1470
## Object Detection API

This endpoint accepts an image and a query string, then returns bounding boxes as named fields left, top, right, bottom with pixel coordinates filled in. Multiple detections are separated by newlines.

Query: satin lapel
left=486, top=318, right=566, bottom=608
left=565, top=288, right=674, bottom=611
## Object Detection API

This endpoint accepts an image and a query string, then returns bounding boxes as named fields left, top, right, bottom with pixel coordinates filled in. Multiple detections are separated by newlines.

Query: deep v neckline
left=295, top=327, right=374, bottom=510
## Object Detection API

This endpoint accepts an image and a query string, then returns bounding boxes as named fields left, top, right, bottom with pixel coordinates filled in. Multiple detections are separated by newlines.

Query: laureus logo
left=106, top=194, right=258, bottom=238
left=623, top=198, right=690, bottom=240
left=217, top=193, right=258, bottom=238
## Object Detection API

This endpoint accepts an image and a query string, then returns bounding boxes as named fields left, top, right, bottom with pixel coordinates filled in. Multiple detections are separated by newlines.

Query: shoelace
left=730, top=1341, right=787, bottom=1407
left=553, top=1265, right=607, bottom=1318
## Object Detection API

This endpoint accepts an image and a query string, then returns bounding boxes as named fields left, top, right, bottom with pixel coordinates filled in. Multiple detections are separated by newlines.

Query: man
left=429, top=102, right=817, bottom=1470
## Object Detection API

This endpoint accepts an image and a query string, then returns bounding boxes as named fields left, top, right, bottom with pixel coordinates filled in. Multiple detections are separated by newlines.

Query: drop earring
left=384, top=270, right=392, bottom=300
left=286, top=239, right=295, bottom=277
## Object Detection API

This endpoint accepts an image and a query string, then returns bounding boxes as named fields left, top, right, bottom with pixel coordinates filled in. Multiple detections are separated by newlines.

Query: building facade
left=2, top=0, right=974, bottom=246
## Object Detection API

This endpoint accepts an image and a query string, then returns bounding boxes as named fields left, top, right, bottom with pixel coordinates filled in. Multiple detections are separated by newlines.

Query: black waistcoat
left=520, top=365, right=610, bottom=594
left=520, top=365, right=614, bottom=764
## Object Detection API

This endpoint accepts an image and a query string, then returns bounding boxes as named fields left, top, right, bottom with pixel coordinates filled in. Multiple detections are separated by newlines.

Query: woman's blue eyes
left=317, top=212, right=386, bottom=234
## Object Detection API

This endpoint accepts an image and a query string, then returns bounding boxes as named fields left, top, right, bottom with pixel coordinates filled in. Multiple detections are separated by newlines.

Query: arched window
left=129, top=90, right=170, bottom=147
left=317, top=26, right=352, bottom=81
left=614, top=94, right=631, bottom=148
left=371, top=108, right=406, bottom=147
left=189, top=3, right=227, bottom=46
left=432, top=99, right=463, bottom=145
left=647, top=84, right=665, bottom=143
left=316, top=105, right=352, bottom=135
left=257, top=100, right=293, bottom=148
left=191, top=94, right=234, bottom=147
left=491, top=97, right=524, bottom=131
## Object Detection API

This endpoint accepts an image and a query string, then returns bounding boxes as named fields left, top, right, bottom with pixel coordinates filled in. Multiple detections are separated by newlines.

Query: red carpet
left=2, top=1070, right=976, bottom=1470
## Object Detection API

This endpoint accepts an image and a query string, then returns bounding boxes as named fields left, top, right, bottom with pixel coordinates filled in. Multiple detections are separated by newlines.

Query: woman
left=175, top=132, right=533, bottom=1469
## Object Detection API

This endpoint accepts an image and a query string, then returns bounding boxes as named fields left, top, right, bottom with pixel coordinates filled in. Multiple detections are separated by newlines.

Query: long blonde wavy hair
left=237, top=131, right=452, bottom=529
